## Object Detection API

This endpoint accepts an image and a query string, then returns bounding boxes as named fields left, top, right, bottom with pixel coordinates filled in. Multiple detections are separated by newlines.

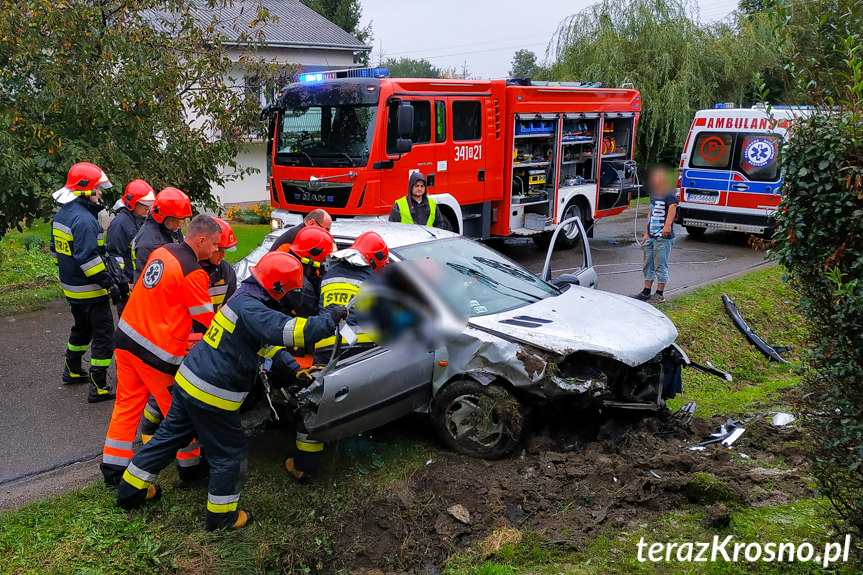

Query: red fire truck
left=262, top=68, right=641, bottom=246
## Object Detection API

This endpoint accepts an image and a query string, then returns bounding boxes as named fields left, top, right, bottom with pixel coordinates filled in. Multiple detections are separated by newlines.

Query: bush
left=19, top=232, right=44, bottom=251
left=774, top=111, right=863, bottom=536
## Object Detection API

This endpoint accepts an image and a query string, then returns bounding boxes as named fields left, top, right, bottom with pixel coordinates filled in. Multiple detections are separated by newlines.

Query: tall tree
left=509, top=49, right=539, bottom=78
left=548, top=0, right=779, bottom=164
left=301, top=0, right=372, bottom=63
left=383, top=57, right=441, bottom=78
left=0, top=0, right=291, bottom=232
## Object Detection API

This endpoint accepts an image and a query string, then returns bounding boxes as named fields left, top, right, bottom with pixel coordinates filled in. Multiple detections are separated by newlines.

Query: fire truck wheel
left=684, top=226, right=706, bottom=238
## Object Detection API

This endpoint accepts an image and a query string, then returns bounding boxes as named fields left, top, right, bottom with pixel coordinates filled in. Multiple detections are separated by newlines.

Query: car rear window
left=689, top=132, right=734, bottom=170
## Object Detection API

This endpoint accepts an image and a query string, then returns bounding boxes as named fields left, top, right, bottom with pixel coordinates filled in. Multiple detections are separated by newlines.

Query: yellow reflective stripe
left=143, top=409, right=162, bottom=424
left=296, top=440, right=324, bottom=453
left=175, top=369, right=244, bottom=411
left=52, top=229, right=73, bottom=242
left=258, top=345, right=284, bottom=359
left=68, top=342, right=88, bottom=352
left=321, top=282, right=358, bottom=308
left=314, top=333, right=374, bottom=349
left=211, top=294, right=226, bottom=305
left=90, top=358, right=111, bottom=367
left=207, top=500, right=239, bottom=513
left=292, top=318, right=306, bottom=348
left=122, top=468, right=150, bottom=490
left=63, top=287, right=109, bottom=299
left=213, top=311, right=236, bottom=334
left=83, top=262, right=106, bottom=277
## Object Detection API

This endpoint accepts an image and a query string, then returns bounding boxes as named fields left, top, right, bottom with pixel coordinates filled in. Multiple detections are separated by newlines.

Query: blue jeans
left=643, top=237, right=673, bottom=285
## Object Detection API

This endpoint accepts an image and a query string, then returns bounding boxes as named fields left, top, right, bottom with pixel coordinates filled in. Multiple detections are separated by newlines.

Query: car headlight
left=270, top=218, right=282, bottom=231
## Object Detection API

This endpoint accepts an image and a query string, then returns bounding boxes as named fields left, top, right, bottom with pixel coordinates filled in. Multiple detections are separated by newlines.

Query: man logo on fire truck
left=261, top=67, right=642, bottom=249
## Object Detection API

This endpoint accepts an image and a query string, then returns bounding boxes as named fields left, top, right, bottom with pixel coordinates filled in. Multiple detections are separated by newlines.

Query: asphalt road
left=0, top=210, right=769, bottom=501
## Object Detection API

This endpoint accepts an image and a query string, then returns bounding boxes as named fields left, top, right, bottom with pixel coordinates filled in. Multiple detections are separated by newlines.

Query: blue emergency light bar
left=299, top=67, right=389, bottom=83
left=714, top=102, right=736, bottom=109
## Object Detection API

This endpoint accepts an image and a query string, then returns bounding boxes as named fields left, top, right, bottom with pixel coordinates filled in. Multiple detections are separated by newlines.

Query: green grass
left=662, top=266, right=806, bottom=417
left=227, top=223, right=269, bottom=264
left=0, top=221, right=62, bottom=315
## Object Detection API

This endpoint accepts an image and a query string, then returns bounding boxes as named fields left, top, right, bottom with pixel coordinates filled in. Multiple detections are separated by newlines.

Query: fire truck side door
left=380, top=98, right=439, bottom=211
left=446, top=97, right=487, bottom=206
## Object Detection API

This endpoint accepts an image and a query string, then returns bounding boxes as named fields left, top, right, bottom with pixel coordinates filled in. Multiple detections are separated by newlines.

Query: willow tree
left=0, top=0, right=292, bottom=232
left=547, top=0, right=779, bottom=164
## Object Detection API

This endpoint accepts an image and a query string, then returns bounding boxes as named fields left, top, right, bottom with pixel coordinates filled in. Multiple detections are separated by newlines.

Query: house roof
left=206, top=0, right=369, bottom=51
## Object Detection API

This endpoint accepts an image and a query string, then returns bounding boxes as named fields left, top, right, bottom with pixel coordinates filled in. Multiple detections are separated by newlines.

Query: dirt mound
left=330, top=412, right=813, bottom=573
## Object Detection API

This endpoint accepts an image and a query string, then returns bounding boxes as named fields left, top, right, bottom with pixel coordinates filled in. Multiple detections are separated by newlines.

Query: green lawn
left=226, top=223, right=270, bottom=264
left=0, top=266, right=846, bottom=574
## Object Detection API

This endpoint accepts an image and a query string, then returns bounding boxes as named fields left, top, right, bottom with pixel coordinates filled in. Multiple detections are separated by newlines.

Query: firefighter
left=100, top=214, right=221, bottom=487
left=269, top=209, right=332, bottom=253
left=285, top=231, right=389, bottom=484
left=388, top=172, right=450, bottom=230
left=131, top=187, right=191, bottom=284
left=106, top=180, right=156, bottom=316
left=139, top=217, right=238, bottom=443
left=279, top=225, right=335, bottom=318
left=51, top=162, right=123, bottom=403
left=115, top=252, right=346, bottom=531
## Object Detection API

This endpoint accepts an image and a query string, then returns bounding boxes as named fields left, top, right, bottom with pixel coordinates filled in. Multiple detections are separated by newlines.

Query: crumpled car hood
left=467, top=285, right=678, bottom=366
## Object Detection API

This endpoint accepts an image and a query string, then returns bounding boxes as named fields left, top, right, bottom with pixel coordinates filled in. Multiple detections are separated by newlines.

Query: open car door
left=540, top=216, right=597, bottom=288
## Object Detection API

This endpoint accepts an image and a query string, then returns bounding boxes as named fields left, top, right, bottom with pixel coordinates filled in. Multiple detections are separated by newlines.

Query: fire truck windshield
left=276, top=105, right=377, bottom=168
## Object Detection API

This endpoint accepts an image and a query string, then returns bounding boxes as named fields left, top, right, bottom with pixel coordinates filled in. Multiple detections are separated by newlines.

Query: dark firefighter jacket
left=313, top=257, right=374, bottom=361
left=268, top=222, right=305, bottom=253
left=50, top=197, right=115, bottom=304
left=106, top=208, right=144, bottom=285
left=131, top=215, right=184, bottom=285
left=193, top=259, right=237, bottom=333
left=176, top=279, right=335, bottom=412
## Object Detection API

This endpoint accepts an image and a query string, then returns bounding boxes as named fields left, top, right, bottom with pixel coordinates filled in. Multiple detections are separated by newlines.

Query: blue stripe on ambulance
left=681, top=168, right=730, bottom=192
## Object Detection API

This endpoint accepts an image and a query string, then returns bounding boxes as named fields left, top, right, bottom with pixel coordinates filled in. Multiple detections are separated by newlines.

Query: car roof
left=268, top=219, right=460, bottom=250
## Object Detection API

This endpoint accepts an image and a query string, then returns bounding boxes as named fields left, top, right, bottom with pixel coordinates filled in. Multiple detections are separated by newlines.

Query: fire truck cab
left=677, top=104, right=813, bottom=237
left=263, top=68, right=641, bottom=246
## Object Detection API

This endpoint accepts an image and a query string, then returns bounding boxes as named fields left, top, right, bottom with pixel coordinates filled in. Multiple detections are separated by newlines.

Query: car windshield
left=277, top=105, right=377, bottom=168
left=394, top=237, right=557, bottom=317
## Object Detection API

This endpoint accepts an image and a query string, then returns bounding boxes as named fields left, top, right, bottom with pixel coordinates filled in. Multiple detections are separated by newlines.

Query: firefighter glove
left=295, top=365, right=325, bottom=385
left=329, top=305, right=348, bottom=323
left=118, top=281, right=130, bottom=297
left=108, top=284, right=123, bottom=306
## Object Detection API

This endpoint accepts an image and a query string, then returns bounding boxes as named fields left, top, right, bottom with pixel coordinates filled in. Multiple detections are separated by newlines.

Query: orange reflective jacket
left=115, top=242, right=214, bottom=374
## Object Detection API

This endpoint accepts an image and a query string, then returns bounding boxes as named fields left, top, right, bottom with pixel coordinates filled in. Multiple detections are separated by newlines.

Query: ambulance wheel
left=685, top=226, right=706, bottom=238
left=431, top=379, right=525, bottom=459
left=556, top=201, right=587, bottom=249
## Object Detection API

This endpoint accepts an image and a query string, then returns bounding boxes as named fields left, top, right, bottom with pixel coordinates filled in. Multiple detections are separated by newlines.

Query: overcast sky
left=360, top=0, right=737, bottom=79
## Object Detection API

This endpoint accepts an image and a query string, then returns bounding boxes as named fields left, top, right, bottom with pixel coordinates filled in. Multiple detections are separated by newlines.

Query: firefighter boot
left=62, top=356, right=88, bottom=385
left=88, top=368, right=116, bottom=403
left=205, top=509, right=253, bottom=532
left=117, top=484, right=162, bottom=510
left=285, top=458, right=314, bottom=485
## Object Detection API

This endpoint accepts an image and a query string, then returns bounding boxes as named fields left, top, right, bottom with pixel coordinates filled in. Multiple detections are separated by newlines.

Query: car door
left=540, top=216, right=596, bottom=288
left=303, top=335, right=435, bottom=443
left=447, top=97, right=487, bottom=204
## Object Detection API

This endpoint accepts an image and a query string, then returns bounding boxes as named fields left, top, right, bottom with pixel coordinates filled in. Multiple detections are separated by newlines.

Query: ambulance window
left=435, top=101, right=447, bottom=143
left=452, top=101, right=482, bottom=141
left=387, top=100, right=431, bottom=155
left=735, top=134, right=780, bottom=181
left=690, top=132, right=734, bottom=170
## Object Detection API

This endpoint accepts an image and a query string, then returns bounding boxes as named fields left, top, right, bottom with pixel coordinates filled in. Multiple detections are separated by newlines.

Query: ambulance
left=676, top=104, right=812, bottom=237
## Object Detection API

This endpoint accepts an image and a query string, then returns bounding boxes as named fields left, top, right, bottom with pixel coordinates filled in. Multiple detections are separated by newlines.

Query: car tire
left=555, top=201, right=587, bottom=250
left=431, top=379, right=526, bottom=459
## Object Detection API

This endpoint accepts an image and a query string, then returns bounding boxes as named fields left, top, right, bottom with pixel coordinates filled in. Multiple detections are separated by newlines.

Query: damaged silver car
left=236, top=217, right=689, bottom=458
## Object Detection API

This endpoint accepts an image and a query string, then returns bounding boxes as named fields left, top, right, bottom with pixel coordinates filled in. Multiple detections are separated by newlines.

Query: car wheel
left=556, top=201, right=587, bottom=250
left=685, top=225, right=706, bottom=238
left=431, top=379, right=525, bottom=459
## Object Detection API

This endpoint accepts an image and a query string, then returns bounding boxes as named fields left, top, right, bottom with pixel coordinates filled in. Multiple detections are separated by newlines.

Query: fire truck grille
left=281, top=181, right=352, bottom=208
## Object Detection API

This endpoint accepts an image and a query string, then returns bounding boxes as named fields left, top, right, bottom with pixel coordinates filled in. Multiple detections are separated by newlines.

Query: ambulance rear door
left=681, top=128, right=734, bottom=208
